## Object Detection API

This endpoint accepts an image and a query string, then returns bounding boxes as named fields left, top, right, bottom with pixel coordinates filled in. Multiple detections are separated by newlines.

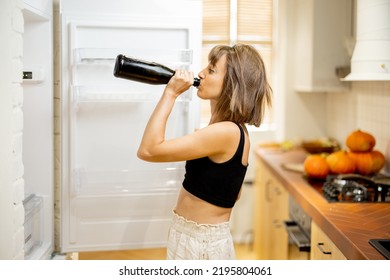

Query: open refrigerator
left=57, top=0, right=202, bottom=253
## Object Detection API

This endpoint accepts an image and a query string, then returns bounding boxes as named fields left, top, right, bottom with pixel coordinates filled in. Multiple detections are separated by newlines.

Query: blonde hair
left=209, top=44, right=272, bottom=127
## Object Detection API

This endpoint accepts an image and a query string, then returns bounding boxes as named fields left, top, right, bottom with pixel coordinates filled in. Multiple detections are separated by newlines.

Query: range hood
left=343, top=0, right=390, bottom=81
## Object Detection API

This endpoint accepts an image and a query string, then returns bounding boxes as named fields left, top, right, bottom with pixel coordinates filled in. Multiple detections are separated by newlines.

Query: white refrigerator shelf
left=23, top=194, right=44, bottom=259
left=73, top=48, right=194, bottom=67
left=72, top=167, right=184, bottom=196
left=71, top=85, right=192, bottom=103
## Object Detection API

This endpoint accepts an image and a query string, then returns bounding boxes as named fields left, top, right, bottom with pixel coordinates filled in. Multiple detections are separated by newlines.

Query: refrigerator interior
left=59, top=0, right=202, bottom=252
left=22, top=0, right=54, bottom=259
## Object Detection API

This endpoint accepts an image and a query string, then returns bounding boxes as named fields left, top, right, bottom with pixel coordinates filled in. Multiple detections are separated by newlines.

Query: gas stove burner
left=321, top=174, right=390, bottom=203
left=322, top=180, right=368, bottom=202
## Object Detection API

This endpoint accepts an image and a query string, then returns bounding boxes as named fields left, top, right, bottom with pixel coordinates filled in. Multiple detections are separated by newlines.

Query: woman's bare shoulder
left=205, top=121, right=241, bottom=132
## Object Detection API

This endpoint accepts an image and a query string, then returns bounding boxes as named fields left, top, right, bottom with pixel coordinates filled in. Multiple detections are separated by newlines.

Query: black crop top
left=182, top=123, right=248, bottom=208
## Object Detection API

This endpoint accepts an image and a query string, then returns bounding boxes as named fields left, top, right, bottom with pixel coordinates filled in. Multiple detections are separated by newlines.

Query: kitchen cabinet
left=294, top=0, right=352, bottom=92
left=253, top=159, right=289, bottom=260
left=310, top=221, right=347, bottom=260
left=255, top=147, right=389, bottom=259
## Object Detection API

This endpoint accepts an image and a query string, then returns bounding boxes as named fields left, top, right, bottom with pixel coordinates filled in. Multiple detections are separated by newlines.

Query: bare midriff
left=174, top=187, right=232, bottom=224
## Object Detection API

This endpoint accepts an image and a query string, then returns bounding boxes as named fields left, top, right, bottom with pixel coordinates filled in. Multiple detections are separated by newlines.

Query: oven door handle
left=284, top=221, right=311, bottom=252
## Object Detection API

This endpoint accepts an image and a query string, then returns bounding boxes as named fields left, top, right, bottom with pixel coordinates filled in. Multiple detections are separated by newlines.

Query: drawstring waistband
left=171, top=211, right=231, bottom=241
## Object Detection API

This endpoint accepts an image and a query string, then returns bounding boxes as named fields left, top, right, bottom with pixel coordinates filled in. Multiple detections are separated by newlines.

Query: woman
left=137, top=44, right=272, bottom=260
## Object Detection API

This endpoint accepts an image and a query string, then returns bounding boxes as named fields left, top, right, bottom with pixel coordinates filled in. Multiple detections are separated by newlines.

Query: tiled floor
left=78, top=243, right=256, bottom=260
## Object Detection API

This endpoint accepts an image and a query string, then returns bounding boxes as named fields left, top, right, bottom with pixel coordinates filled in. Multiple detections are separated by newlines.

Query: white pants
left=166, top=211, right=236, bottom=260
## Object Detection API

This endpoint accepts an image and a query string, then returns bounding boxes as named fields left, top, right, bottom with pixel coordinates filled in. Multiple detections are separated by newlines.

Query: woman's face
left=197, top=54, right=227, bottom=101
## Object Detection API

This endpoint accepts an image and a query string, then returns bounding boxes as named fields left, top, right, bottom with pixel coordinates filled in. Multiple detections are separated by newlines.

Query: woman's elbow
left=137, top=148, right=159, bottom=162
left=137, top=148, right=150, bottom=161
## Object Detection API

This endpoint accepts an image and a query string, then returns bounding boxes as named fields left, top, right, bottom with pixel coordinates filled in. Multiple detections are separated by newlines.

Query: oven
left=284, top=196, right=311, bottom=260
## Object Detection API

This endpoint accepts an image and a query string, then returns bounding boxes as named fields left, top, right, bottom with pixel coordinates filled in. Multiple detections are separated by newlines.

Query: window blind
left=201, top=0, right=274, bottom=125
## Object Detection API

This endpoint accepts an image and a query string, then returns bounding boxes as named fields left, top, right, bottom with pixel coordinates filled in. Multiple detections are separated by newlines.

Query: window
left=201, top=0, right=274, bottom=127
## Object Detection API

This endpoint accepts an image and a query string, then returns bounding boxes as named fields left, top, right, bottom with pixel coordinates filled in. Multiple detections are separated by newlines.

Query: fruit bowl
left=301, top=138, right=340, bottom=154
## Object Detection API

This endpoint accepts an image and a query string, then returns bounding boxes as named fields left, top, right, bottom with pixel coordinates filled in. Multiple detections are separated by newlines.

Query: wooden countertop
left=255, top=147, right=390, bottom=260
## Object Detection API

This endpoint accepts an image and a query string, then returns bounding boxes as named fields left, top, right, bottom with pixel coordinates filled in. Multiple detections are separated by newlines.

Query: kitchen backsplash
left=327, top=81, right=390, bottom=173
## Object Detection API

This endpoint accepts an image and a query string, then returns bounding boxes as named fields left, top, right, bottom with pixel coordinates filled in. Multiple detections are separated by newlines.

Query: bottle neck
left=193, top=77, right=200, bottom=87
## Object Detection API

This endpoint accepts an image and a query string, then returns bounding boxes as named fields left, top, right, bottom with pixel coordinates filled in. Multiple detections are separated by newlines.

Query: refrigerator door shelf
left=72, top=167, right=184, bottom=196
left=71, top=85, right=193, bottom=104
left=23, top=194, right=44, bottom=259
left=73, top=48, right=194, bottom=67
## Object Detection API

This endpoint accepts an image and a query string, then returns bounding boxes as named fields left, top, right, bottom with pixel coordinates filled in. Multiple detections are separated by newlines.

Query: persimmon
left=348, top=150, right=385, bottom=175
left=346, top=129, right=376, bottom=152
left=304, top=154, right=329, bottom=179
left=326, top=150, right=356, bottom=174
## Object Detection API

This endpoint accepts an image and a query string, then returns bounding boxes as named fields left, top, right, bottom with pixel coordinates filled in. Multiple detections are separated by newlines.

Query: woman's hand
left=164, top=69, right=194, bottom=98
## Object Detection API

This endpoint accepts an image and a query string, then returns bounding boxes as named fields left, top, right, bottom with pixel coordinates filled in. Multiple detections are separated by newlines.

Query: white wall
left=327, top=82, right=390, bottom=172
left=274, top=0, right=328, bottom=142
left=0, top=0, right=25, bottom=260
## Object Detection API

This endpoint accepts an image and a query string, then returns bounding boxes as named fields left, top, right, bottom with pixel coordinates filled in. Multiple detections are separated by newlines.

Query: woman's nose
left=198, top=70, right=205, bottom=79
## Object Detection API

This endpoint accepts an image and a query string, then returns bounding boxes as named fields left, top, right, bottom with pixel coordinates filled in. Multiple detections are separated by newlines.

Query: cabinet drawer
left=310, top=221, right=346, bottom=260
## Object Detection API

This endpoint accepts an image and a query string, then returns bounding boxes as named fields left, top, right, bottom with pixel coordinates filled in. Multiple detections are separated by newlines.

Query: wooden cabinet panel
left=253, top=160, right=289, bottom=260
left=310, top=221, right=347, bottom=260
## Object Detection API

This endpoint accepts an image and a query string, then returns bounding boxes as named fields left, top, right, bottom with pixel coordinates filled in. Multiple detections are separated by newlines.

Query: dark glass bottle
left=113, top=54, right=200, bottom=87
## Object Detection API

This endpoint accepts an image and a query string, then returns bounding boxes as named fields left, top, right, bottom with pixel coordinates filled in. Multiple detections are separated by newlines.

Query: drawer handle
left=317, top=243, right=332, bottom=255
left=284, top=221, right=311, bottom=252
left=265, top=180, right=272, bottom=202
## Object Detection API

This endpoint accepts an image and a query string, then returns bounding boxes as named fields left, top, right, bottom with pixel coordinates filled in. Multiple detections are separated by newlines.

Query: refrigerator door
left=59, top=0, right=202, bottom=252
left=22, top=0, right=54, bottom=259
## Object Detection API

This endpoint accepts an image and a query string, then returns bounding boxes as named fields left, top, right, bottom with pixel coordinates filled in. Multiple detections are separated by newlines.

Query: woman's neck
left=209, top=100, right=219, bottom=124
